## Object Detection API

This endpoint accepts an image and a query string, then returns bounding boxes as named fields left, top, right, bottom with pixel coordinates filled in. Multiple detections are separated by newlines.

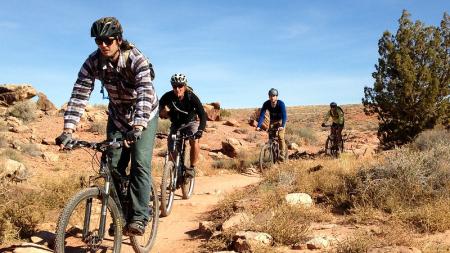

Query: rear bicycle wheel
left=160, top=160, right=176, bottom=217
left=259, top=144, right=273, bottom=172
left=181, top=170, right=195, bottom=199
left=54, top=187, right=122, bottom=253
left=130, top=181, right=159, bottom=253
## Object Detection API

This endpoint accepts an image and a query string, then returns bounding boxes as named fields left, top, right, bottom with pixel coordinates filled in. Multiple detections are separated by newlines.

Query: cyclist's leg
left=184, top=121, right=199, bottom=177
left=331, top=123, right=338, bottom=140
left=278, top=126, right=286, bottom=161
left=129, top=116, right=158, bottom=229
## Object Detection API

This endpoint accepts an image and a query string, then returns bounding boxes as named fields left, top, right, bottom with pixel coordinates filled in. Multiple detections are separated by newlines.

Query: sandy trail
left=121, top=173, right=261, bottom=253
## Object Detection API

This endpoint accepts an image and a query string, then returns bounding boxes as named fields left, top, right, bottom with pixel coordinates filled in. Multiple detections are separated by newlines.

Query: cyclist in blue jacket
left=256, top=88, right=287, bottom=161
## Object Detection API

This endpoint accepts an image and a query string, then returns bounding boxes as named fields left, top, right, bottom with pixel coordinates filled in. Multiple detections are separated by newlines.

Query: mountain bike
left=323, top=124, right=344, bottom=158
left=54, top=139, right=159, bottom=253
left=157, top=126, right=196, bottom=217
left=259, top=128, right=288, bottom=172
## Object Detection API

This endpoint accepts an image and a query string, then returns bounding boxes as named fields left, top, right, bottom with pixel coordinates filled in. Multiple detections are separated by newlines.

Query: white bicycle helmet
left=170, top=73, right=188, bottom=85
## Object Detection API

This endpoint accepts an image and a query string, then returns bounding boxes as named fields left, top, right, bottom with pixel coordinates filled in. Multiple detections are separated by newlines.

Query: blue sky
left=1, top=1, right=448, bottom=108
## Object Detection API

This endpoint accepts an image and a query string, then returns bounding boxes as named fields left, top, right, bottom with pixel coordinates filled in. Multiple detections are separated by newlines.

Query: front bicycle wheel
left=54, top=187, right=122, bottom=253
left=259, top=144, right=273, bottom=172
left=130, top=181, right=159, bottom=253
left=160, top=160, right=176, bottom=217
left=181, top=170, right=195, bottom=199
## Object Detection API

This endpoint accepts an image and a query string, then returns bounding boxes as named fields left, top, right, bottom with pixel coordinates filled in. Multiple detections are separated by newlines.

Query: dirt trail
left=121, top=173, right=261, bottom=253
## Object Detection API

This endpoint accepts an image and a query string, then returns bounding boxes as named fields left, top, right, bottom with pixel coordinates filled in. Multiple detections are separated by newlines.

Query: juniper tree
left=363, top=10, right=450, bottom=149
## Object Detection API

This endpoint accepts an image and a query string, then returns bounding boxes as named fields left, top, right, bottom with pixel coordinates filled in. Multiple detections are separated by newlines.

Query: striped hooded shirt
left=64, top=47, right=158, bottom=132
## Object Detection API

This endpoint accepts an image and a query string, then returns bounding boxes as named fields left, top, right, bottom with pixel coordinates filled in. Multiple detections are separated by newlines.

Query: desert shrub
left=212, top=151, right=259, bottom=172
left=91, top=104, right=108, bottom=110
left=0, top=148, right=23, bottom=162
left=157, top=119, right=171, bottom=133
left=250, top=204, right=310, bottom=245
left=220, top=109, right=232, bottom=118
left=0, top=134, right=8, bottom=148
left=89, top=120, right=107, bottom=134
left=243, top=132, right=259, bottom=143
left=410, top=128, right=450, bottom=151
left=8, top=101, right=37, bottom=123
left=402, top=199, right=450, bottom=233
left=285, top=127, right=317, bottom=145
left=0, top=175, right=81, bottom=243
left=20, top=143, right=42, bottom=157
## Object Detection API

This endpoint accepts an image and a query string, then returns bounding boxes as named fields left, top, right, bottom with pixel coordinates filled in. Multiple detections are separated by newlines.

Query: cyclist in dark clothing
left=256, top=88, right=287, bottom=161
left=159, top=73, right=206, bottom=177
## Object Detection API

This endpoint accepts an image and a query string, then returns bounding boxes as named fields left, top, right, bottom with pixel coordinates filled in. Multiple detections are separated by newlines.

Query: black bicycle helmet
left=91, top=17, right=123, bottom=38
left=268, top=88, right=278, bottom=96
left=330, top=102, right=337, bottom=108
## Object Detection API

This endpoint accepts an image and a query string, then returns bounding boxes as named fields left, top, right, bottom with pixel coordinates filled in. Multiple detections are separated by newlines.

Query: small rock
left=200, top=144, right=210, bottom=151
left=224, top=119, right=240, bottom=127
left=41, top=138, right=54, bottom=145
left=222, top=213, right=251, bottom=231
left=306, top=236, right=331, bottom=249
left=10, top=125, right=30, bottom=133
left=285, top=193, right=313, bottom=207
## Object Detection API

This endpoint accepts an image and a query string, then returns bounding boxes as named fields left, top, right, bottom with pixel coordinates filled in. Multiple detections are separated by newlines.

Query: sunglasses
left=95, top=37, right=116, bottom=46
left=171, top=83, right=185, bottom=89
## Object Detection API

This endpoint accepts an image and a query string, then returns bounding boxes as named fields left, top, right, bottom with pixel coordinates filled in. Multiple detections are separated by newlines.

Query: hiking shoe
left=127, top=220, right=146, bottom=236
left=185, top=167, right=195, bottom=178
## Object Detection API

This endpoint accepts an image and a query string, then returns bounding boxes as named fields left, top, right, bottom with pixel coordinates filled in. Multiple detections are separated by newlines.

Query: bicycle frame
left=82, top=146, right=124, bottom=242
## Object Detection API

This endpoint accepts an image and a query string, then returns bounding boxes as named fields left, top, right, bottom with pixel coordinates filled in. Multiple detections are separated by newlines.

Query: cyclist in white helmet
left=159, top=73, right=207, bottom=178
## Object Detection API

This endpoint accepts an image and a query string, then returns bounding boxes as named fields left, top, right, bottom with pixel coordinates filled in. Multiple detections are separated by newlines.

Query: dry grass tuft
left=88, top=120, right=107, bottom=134
left=8, top=101, right=37, bottom=123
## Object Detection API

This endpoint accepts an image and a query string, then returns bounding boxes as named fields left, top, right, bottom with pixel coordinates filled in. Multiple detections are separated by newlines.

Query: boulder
left=36, top=92, right=57, bottom=112
left=0, top=84, right=37, bottom=106
left=221, top=138, right=243, bottom=158
left=224, top=119, right=241, bottom=127
left=249, top=109, right=269, bottom=130
left=203, top=103, right=221, bottom=121
left=0, top=158, right=29, bottom=182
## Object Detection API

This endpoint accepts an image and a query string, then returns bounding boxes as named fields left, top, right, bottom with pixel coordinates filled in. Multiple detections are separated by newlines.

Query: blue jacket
left=257, top=100, right=287, bottom=128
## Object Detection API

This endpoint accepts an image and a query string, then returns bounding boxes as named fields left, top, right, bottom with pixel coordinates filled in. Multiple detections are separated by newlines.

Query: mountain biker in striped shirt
left=55, top=17, right=158, bottom=236
left=256, top=88, right=287, bottom=161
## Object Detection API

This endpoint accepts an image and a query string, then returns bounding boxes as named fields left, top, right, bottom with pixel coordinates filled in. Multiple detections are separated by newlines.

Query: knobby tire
left=54, top=187, right=122, bottom=253
left=130, top=181, right=159, bottom=253
left=160, top=161, right=176, bottom=217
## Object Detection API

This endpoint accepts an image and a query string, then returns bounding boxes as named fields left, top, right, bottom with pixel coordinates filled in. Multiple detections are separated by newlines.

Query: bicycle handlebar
left=63, top=139, right=124, bottom=152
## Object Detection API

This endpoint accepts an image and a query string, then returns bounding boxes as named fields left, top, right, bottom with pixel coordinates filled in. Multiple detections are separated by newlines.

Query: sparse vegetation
left=285, top=127, right=317, bottom=145
left=7, top=101, right=37, bottom=123
left=88, top=120, right=107, bottom=134
left=19, top=143, right=42, bottom=157
left=157, top=118, right=171, bottom=133
left=220, top=108, right=232, bottom=119
left=0, top=176, right=81, bottom=243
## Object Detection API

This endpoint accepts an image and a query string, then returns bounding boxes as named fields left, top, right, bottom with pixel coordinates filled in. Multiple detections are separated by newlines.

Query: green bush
left=220, top=109, right=232, bottom=118
left=8, top=101, right=37, bottom=123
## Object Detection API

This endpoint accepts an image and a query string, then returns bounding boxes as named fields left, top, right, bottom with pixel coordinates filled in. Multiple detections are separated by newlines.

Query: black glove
left=321, top=123, right=326, bottom=127
left=126, top=128, right=143, bottom=143
left=194, top=130, right=203, bottom=139
left=55, top=132, right=72, bottom=146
